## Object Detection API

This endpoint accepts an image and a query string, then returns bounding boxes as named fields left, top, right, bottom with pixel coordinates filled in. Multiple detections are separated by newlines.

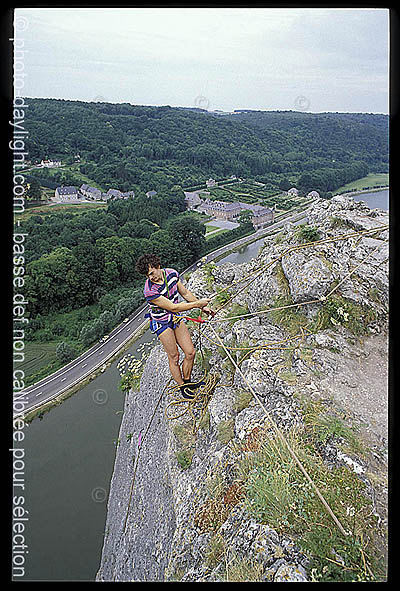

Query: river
left=352, top=188, right=389, bottom=211
left=19, top=189, right=388, bottom=581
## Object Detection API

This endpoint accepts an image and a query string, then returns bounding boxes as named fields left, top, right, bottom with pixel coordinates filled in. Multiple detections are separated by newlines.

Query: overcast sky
left=13, top=7, right=389, bottom=114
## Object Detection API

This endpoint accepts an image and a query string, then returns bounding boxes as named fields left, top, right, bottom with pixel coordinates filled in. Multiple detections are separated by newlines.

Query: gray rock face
left=97, top=195, right=388, bottom=582
left=96, top=349, right=176, bottom=582
left=281, top=251, right=333, bottom=303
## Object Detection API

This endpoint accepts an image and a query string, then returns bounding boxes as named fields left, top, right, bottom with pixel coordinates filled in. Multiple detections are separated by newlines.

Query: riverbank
left=341, top=185, right=389, bottom=198
left=24, top=321, right=150, bottom=423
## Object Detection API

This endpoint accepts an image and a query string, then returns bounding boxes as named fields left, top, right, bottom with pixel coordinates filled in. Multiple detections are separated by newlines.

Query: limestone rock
left=281, top=251, right=333, bottom=303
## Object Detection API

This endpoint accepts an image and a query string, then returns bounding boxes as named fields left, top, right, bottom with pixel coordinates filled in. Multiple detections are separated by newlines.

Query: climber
left=135, top=253, right=213, bottom=399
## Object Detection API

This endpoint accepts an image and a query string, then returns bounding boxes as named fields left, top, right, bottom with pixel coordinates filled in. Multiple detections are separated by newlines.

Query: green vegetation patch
left=295, top=223, right=322, bottom=243
left=193, top=403, right=384, bottom=582
left=17, top=341, right=60, bottom=386
left=173, top=421, right=197, bottom=470
left=238, top=428, right=384, bottom=582
left=302, top=399, right=364, bottom=456
left=217, top=419, right=235, bottom=444
left=268, top=295, right=309, bottom=335
left=227, top=303, right=250, bottom=327
left=336, top=173, right=389, bottom=194
left=314, top=294, right=377, bottom=336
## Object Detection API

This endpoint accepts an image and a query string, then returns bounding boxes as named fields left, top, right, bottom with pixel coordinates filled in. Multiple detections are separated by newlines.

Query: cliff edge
left=97, top=195, right=389, bottom=582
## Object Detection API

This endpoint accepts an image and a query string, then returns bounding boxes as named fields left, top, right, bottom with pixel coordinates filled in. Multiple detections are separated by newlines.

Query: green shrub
left=269, top=295, right=308, bottom=335
left=295, top=224, right=321, bottom=243
left=234, top=389, right=253, bottom=413
left=239, top=428, right=384, bottom=581
left=315, top=295, right=376, bottom=336
left=175, top=449, right=194, bottom=470
left=205, top=533, right=225, bottom=569
left=55, top=341, right=77, bottom=362
left=215, top=286, right=231, bottom=305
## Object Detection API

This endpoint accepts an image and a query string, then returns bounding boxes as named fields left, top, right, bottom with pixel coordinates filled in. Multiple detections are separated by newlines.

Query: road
left=16, top=207, right=308, bottom=417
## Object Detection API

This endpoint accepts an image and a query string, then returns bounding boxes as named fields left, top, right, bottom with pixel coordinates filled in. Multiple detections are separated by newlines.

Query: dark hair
left=135, top=253, right=161, bottom=276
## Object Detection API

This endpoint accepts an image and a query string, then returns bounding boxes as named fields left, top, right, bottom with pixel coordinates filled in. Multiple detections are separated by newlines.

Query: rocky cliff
left=96, top=195, right=389, bottom=582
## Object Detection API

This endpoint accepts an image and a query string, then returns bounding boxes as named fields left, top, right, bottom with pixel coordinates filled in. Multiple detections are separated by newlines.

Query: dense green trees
left=24, top=99, right=388, bottom=197
left=22, top=198, right=209, bottom=318
left=26, top=178, right=42, bottom=200
left=297, top=161, right=369, bottom=194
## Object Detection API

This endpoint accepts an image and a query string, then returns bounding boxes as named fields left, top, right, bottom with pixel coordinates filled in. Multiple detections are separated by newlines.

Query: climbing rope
left=164, top=372, right=220, bottom=433
left=170, top=222, right=388, bottom=536
left=204, top=224, right=388, bottom=320
left=123, top=362, right=220, bottom=533
left=208, top=237, right=388, bottom=325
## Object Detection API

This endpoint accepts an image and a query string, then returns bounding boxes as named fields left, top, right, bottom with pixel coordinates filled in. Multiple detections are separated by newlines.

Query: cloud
left=15, top=7, right=389, bottom=113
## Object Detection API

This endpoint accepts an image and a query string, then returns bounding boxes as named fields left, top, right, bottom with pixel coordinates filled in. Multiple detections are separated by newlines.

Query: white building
left=38, top=159, right=62, bottom=168
left=54, top=186, right=80, bottom=202
left=287, top=187, right=299, bottom=196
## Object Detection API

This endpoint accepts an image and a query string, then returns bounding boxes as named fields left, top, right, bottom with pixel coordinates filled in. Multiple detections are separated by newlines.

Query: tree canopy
left=24, top=99, right=388, bottom=196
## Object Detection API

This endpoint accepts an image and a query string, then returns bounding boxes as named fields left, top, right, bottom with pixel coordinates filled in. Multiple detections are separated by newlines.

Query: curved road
left=16, top=208, right=308, bottom=417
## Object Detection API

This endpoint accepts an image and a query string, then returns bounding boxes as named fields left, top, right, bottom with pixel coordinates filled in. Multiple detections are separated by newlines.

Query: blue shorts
left=146, top=314, right=184, bottom=337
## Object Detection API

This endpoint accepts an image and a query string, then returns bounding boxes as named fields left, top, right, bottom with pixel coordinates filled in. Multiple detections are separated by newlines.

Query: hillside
left=24, top=99, right=388, bottom=196
left=96, top=194, right=388, bottom=582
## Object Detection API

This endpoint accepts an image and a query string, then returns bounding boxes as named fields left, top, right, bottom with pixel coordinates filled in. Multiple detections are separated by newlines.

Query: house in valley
left=38, top=159, right=62, bottom=168
left=54, top=186, right=81, bottom=202
left=80, top=184, right=103, bottom=200
left=287, top=187, right=299, bottom=196
left=184, top=192, right=203, bottom=210
left=196, top=197, right=275, bottom=229
left=103, top=188, right=135, bottom=201
left=245, top=203, right=275, bottom=229
left=198, top=198, right=242, bottom=221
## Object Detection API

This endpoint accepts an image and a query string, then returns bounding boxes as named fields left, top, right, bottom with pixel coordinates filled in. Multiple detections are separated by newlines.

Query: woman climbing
left=135, top=253, right=212, bottom=398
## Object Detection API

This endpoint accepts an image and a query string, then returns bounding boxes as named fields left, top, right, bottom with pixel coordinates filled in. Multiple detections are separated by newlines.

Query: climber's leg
left=158, top=327, right=184, bottom=386
left=173, top=320, right=196, bottom=381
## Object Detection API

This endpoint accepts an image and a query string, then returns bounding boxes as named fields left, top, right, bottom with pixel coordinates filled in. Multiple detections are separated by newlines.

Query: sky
left=13, top=7, right=389, bottom=114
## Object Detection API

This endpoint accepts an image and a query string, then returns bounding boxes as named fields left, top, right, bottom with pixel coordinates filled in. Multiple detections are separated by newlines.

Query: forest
left=22, top=194, right=215, bottom=316
left=23, top=99, right=388, bottom=196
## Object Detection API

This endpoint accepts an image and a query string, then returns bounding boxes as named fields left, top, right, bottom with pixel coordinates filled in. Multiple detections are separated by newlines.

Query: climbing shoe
left=183, top=378, right=206, bottom=391
left=179, top=384, right=195, bottom=400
